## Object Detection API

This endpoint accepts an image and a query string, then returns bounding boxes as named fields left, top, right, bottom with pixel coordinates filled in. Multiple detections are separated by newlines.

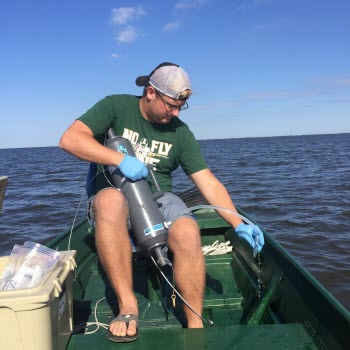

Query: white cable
left=166, top=204, right=262, bottom=257
left=150, top=255, right=215, bottom=327
left=67, top=167, right=108, bottom=251
left=67, top=191, right=85, bottom=251
left=166, top=204, right=255, bottom=228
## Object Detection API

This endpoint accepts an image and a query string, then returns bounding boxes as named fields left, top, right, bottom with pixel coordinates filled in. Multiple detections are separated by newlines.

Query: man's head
left=136, top=62, right=192, bottom=100
left=137, top=62, right=192, bottom=124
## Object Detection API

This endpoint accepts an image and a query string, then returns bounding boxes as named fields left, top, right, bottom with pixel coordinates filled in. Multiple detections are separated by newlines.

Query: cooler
left=0, top=250, right=76, bottom=350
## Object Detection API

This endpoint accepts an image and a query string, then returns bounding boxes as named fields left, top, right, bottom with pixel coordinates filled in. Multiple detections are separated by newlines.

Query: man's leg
left=167, top=217, right=205, bottom=328
left=93, top=188, right=138, bottom=337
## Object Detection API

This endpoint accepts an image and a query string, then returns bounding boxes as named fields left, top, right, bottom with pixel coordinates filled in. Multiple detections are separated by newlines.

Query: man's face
left=146, top=88, right=188, bottom=124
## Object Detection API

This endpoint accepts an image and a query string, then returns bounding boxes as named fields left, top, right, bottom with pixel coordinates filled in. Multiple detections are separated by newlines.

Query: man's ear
left=145, top=85, right=156, bottom=101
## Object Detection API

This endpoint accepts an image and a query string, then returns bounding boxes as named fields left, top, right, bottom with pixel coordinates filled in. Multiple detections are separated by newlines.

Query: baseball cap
left=136, top=62, right=191, bottom=100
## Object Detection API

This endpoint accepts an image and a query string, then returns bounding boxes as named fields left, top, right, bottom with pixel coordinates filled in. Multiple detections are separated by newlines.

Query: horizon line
left=0, top=131, right=349, bottom=150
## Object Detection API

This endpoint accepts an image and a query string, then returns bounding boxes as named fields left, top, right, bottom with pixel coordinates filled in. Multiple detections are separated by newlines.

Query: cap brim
left=135, top=75, right=150, bottom=86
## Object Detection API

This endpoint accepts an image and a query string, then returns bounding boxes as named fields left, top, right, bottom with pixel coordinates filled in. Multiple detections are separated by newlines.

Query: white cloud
left=110, top=6, right=146, bottom=26
left=109, top=6, right=146, bottom=45
left=163, top=21, right=181, bottom=32
left=175, top=0, right=207, bottom=10
left=110, top=53, right=120, bottom=59
left=116, top=26, right=138, bottom=44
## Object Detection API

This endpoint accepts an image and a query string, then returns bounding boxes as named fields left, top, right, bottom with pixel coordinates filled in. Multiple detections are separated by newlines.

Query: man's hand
left=118, top=155, right=148, bottom=181
left=235, top=223, right=264, bottom=253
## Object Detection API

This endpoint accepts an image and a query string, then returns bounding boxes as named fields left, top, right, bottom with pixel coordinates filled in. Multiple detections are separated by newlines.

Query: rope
left=72, top=293, right=110, bottom=334
left=202, top=240, right=232, bottom=255
left=72, top=292, right=148, bottom=334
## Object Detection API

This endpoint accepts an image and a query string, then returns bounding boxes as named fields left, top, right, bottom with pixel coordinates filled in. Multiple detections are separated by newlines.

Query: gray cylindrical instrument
left=105, top=129, right=168, bottom=266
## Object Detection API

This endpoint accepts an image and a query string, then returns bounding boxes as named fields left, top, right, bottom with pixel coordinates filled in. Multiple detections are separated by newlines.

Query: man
left=59, top=62, right=264, bottom=342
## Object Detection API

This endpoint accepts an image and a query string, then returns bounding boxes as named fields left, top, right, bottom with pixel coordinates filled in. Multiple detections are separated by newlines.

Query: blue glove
left=118, top=155, right=148, bottom=181
left=235, top=223, right=264, bottom=253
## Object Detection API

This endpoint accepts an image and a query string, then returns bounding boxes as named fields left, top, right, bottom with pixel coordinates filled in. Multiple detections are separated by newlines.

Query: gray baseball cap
left=136, top=62, right=191, bottom=100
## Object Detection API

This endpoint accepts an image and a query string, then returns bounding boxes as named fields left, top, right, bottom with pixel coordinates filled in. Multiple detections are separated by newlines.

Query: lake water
left=0, top=133, right=349, bottom=310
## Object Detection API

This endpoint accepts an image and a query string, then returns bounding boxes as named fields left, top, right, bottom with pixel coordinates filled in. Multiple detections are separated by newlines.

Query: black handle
left=107, top=128, right=116, bottom=139
left=147, top=165, right=164, bottom=200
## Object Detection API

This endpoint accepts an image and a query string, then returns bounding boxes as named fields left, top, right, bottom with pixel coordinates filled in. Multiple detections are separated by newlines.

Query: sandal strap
left=112, top=314, right=139, bottom=325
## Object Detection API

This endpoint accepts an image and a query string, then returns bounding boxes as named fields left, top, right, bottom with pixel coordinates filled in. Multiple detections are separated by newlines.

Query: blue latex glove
left=235, top=223, right=264, bottom=253
left=118, top=155, right=148, bottom=181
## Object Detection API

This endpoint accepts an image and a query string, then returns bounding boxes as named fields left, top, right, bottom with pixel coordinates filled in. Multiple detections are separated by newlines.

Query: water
left=0, top=133, right=349, bottom=310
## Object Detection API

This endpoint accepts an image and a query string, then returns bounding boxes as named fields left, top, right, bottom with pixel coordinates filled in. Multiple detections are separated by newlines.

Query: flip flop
left=107, top=314, right=139, bottom=343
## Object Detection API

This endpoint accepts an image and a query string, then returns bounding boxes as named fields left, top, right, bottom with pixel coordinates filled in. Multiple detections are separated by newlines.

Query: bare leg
left=93, top=188, right=138, bottom=337
left=168, top=217, right=205, bottom=328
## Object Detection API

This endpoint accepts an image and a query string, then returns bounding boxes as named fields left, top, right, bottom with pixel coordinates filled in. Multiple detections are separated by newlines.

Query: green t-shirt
left=77, top=94, right=207, bottom=193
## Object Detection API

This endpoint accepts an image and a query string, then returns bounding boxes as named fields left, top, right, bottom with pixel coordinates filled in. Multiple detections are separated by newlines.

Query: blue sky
left=1, top=0, right=349, bottom=148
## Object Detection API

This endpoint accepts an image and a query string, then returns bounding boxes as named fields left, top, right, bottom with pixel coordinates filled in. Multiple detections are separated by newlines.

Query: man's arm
left=59, top=120, right=124, bottom=167
left=191, top=168, right=265, bottom=253
left=190, top=169, right=243, bottom=229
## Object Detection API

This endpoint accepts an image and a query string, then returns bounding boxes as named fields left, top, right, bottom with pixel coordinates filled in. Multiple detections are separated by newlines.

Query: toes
left=126, top=320, right=137, bottom=336
left=116, top=323, right=126, bottom=337
left=109, top=320, right=137, bottom=337
left=110, top=322, right=126, bottom=336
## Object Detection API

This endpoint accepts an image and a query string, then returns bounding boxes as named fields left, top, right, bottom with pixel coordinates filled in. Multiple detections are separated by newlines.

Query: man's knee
left=93, top=188, right=128, bottom=220
left=168, top=218, right=201, bottom=253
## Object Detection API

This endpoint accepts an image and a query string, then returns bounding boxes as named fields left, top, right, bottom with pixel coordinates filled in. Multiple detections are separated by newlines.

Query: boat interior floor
left=68, top=234, right=320, bottom=349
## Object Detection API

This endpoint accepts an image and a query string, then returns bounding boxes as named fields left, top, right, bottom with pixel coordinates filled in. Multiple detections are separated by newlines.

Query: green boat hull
left=47, top=192, right=350, bottom=349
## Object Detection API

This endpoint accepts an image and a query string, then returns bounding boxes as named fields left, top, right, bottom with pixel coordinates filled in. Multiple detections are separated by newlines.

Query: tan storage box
left=0, top=250, right=76, bottom=350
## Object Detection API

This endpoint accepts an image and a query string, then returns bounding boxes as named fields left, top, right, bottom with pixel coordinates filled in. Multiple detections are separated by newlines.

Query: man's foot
left=107, top=313, right=139, bottom=343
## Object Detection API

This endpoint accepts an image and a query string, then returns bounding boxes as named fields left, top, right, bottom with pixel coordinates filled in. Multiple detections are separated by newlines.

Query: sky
left=1, top=0, right=349, bottom=148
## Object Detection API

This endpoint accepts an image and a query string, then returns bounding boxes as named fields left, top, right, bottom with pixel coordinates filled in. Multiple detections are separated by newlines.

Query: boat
left=44, top=187, right=349, bottom=349
left=0, top=176, right=8, bottom=214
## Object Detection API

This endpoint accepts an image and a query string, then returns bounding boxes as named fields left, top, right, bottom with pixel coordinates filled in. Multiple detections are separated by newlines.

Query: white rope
left=72, top=292, right=148, bottom=335
left=202, top=240, right=232, bottom=255
left=72, top=294, right=110, bottom=334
